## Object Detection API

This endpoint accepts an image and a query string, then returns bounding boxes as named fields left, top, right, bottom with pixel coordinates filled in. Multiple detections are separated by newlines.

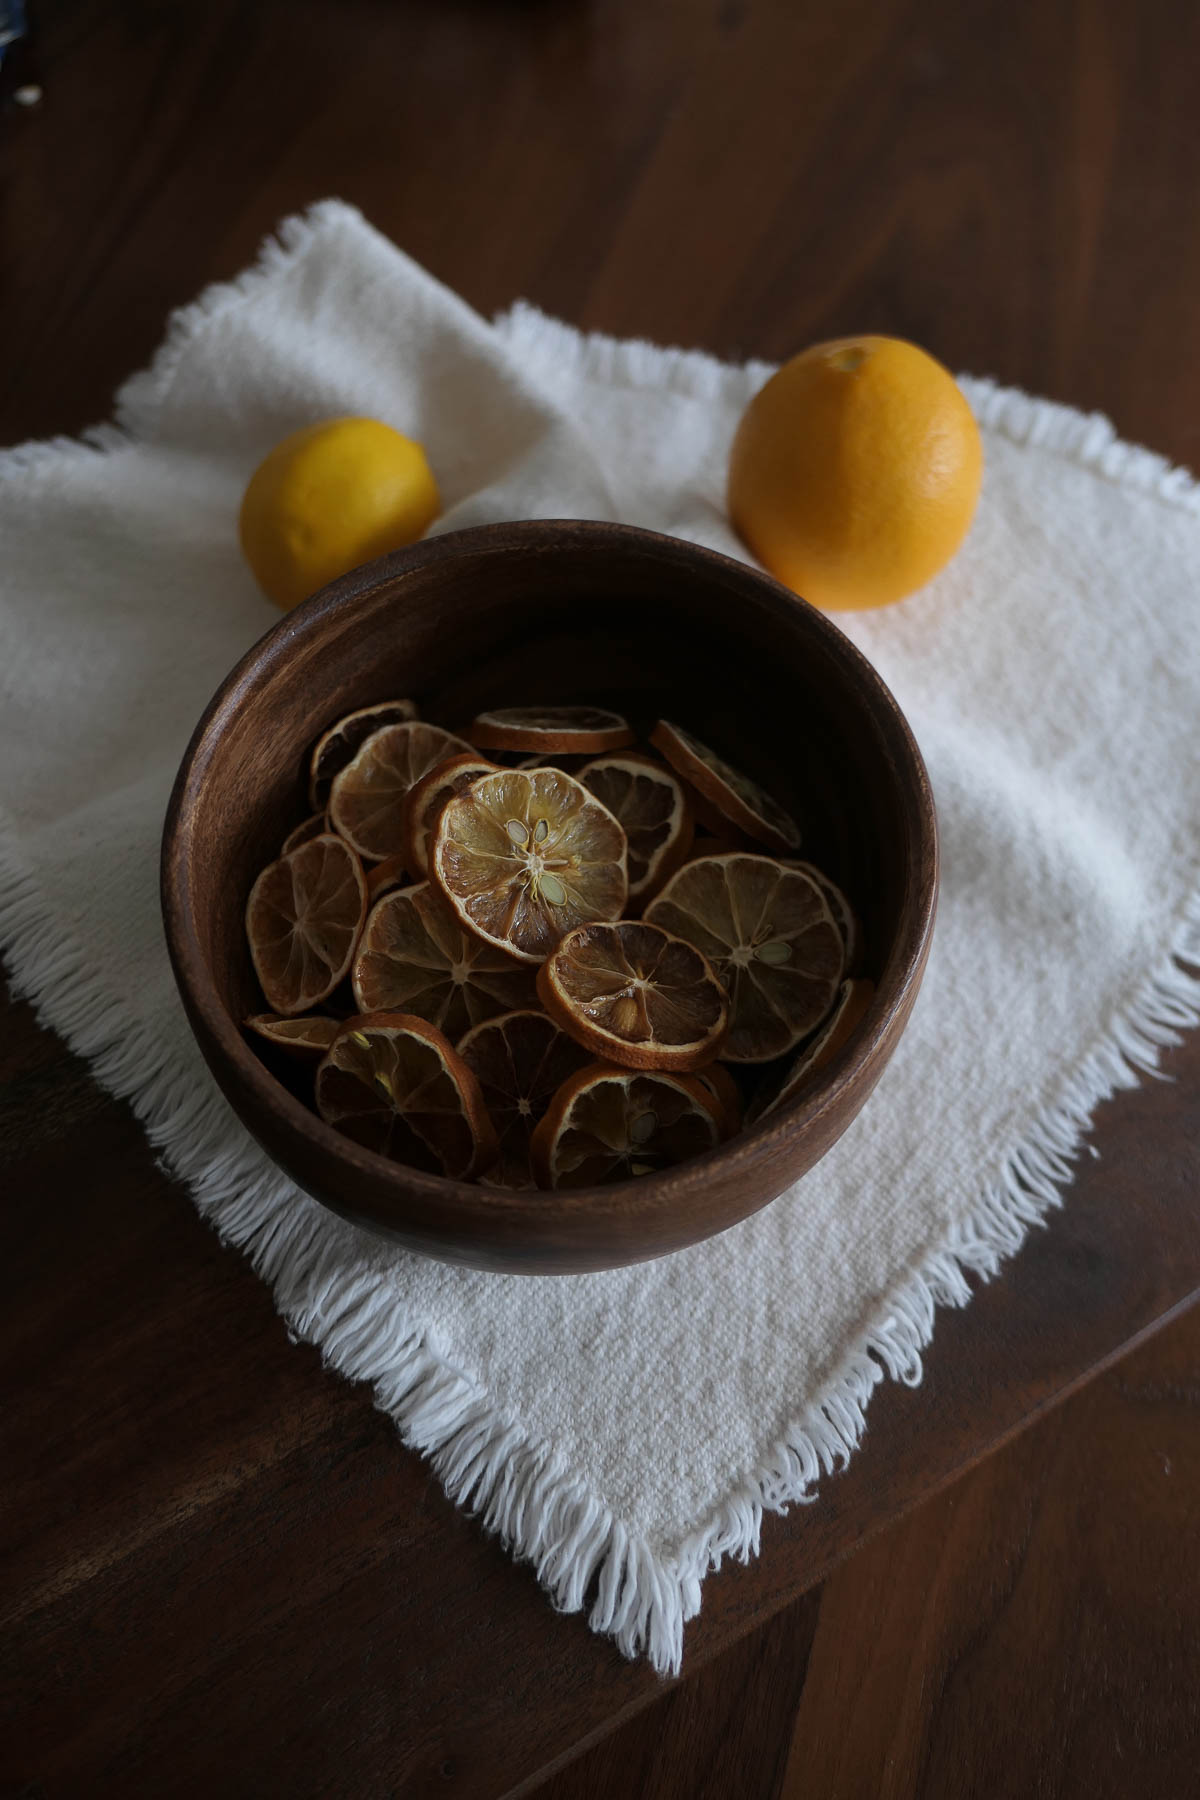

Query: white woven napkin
left=4, top=202, right=1199, bottom=1675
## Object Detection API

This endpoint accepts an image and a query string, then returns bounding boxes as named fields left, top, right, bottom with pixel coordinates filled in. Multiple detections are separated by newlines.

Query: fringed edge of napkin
left=4, top=201, right=1200, bottom=1678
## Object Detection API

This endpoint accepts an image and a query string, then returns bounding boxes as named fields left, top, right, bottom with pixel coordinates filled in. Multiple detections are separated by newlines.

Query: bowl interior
left=195, top=537, right=910, bottom=1023
left=166, top=522, right=933, bottom=1269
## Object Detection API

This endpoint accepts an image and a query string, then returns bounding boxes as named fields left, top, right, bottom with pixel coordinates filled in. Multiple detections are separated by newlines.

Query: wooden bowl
left=161, top=520, right=937, bottom=1274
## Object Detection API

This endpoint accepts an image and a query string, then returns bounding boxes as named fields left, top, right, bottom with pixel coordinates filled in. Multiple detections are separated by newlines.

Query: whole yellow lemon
left=728, top=336, right=982, bottom=611
left=239, top=417, right=441, bottom=611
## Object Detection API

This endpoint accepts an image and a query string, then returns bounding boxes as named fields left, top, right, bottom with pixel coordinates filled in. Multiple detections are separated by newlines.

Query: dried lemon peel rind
left=649, top=719, right=802, bottom=854
left=245, top=1013, right=342, bottom=1058
left=750, top=978, right=876, bottom=1124
left=403, top=752, right=499, bottom=880
left=469, top=705, right=635, bottom=754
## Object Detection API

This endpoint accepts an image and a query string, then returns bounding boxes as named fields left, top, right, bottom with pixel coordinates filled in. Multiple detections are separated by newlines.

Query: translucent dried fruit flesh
left=246, top=833, right=368, bottom=1016
left=751, top=979, right=875, bottom=1123
left=531, top=1064, right=722, bottom=1189
left=645, top=853, right=843, bottom=1061
left=457, top=1008, right=592, bottom=1188
left=537, top=920, right=728, bottom=1071
left=579, top=755, right=693, bottom=901
left=309, top=699, right=419, bottom=807
left=649, top=719, right=801, bottom=854
left=403, top=753, right=497, bottom=879
left=430, top=767, right=627, bottom=963
left=315, top=1012, right=496, bottom=1177
left=245, top=1013, right=341, bottom=1058
left=352, top=881, right=537, bottom=1040
left=469, top=705, right=634, bottom=754
left=328, top=721, right=472, bottom=861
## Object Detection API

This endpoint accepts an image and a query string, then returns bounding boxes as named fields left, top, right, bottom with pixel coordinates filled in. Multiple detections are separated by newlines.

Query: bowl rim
left=161, top=518, right=938, bottom=1238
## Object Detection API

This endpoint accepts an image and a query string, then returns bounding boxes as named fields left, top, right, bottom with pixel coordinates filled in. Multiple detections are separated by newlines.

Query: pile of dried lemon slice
left=243, top=700, right=873, bottom=1189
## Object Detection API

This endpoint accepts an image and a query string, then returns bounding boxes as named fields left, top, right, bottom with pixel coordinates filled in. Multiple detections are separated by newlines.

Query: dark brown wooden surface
left=4, top=1, right=1200, bottom=1794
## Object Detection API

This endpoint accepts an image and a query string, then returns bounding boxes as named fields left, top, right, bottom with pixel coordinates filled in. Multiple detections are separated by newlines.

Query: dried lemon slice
left=787, top=859, right=862, bottom=973
left=649, top=719, right=801, bottom=853
left=316, top=1012, right=496, bottom=1177
left=751, top=979, right=875, bottom=1123
left=280, top=812, right=330, bottom=855
left=352, top=881, right=537, bottom=1039
left=537, top=920, right=728, bottom=1071
left=645, top=852, right=843, bottom=1061
left=309, top=699, right=419, bottom=807
left=430, top=767, right=628, bottom=963
left=245, top=832, right=368, bottom=1016
left=365, top=853, right=410, bottom=903
left=328, top=721, right=473, bottom=861
left=531, top=1063, right=722, bottom=1188
left=457, top=1008, right=592, bottom=1188
left=469, top=705, right=634, bottom=754
left=691, top=1061, right=743, bottom=1139
left=245, top=1014, right=341, bottom=1059
left=403, top=752, right=497, bottom=880
left=579, top=754, right=693, bottom=903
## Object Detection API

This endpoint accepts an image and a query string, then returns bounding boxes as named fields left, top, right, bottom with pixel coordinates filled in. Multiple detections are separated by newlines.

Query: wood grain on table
left=3, top=1, right=1200, bottom=1795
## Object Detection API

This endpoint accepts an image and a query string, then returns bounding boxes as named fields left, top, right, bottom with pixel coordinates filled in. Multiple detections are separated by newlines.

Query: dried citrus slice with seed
left=281, top=812, right=329, bottom=855
left=531, top=1063, right=723, bottom=1188
left=316, top=1012, right=496, bottom=1177
left=469, top=705, right=634, bottom=754
left=786, top=860, right=861, bottom=972
left=645, top=852, right=843, bottom=1062
left=245, top=1013, right=341, bottom=1058
left=691, top=1061, right=743, bottom=1138
left=246, top=833, right=368, bottom=1016
left=579, top=755, right=693, bottom=903
left=352, top=881, right=537, bottom=1039
left=537, top=920, right=728, bottom=1071
left=649, top=719, right=801, bottom=853
left=328, top=721, right=473, bottom=861
left=403, top=752, right=497, bottom=880
left=430, top=767, right=627, bottom=964
left=457, top=1009, right=592, bottom=1188
left=751, top=979, right=875, bottom=1124
left=308, top=699, right=419, bottom=807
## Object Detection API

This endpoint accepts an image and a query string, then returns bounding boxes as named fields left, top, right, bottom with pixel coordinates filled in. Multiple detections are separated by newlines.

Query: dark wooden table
left=4, top=3, right=1200, bottom=1794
